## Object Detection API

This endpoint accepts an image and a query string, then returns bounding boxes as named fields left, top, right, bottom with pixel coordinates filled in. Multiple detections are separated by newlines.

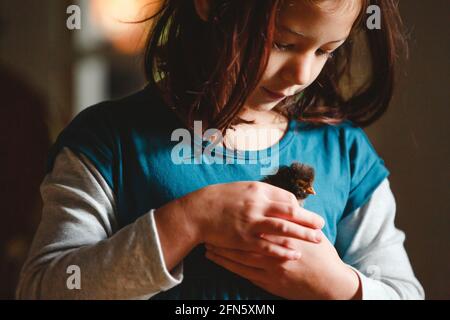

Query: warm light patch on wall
left=91, top=0, right=163, bottom=54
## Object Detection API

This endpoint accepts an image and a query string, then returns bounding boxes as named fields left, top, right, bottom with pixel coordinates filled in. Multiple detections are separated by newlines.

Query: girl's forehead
left=277, top=0, right=362, bottom=20
left=280, top=0, right=361, bottom=12
left=276, top=0, right=362, bottom=39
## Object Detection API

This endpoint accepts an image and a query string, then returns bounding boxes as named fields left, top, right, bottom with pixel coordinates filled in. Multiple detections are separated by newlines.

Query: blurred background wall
left=365, top=0, right=449, bottom=300
left=0, top=0, right=448, bottom=299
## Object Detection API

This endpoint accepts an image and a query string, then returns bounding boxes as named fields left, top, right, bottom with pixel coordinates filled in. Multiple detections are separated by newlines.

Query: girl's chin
left=247, top=100, right=284, bottom=112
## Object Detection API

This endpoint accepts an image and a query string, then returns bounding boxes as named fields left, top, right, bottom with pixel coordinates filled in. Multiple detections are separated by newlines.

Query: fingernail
left=291, top=252, right=302, bottom=260
left=287, top=251, right=300, bottom=260
left=320, top=218, right=326, bottom=228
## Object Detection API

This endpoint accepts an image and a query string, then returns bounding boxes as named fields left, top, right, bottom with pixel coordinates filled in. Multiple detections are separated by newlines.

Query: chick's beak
left=305, top=186, right=316, bottom=195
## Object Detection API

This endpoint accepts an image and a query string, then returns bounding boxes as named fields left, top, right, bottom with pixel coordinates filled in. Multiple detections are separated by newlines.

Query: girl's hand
left=179, top=181, right=325, bottom=260
left=204, top=232, right=362, bottom=300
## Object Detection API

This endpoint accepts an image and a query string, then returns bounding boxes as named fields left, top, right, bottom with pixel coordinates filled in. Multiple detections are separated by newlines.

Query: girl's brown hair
left=142, top=0, right=408, bottom=133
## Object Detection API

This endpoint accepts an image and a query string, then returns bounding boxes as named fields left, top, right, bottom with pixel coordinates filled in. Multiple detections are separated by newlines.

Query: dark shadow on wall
left=0, top=65, right=50, bottom=299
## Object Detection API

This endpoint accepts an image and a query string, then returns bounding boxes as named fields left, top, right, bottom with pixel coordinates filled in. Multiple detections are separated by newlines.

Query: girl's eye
left=272, top=42, right=335, bottom=59
left=316, top=48, right=335, bottom=59
left=272, top=42, right=294, bottom=52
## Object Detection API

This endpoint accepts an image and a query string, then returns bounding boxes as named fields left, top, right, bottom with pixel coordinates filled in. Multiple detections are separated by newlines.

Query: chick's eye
left=272, top=42, right=294, bottom=52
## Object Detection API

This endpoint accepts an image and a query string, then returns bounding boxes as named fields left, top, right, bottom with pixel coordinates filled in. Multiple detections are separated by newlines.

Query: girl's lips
left=262, top=87, right=286, bottom=100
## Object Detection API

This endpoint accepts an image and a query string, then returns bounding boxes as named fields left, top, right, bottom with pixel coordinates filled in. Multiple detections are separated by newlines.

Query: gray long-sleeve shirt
left=16, top=147, right=425, bottom=299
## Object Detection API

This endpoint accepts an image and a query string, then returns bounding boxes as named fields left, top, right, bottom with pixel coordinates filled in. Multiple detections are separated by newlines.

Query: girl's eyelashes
left=316, top=48, right=335, bottom=59
left=272, top=42, right=294, bottom=52
left=272, top=42, right=335, bottom=59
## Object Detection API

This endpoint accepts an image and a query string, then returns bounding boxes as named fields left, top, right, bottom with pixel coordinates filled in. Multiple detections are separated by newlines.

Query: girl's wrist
left=335, top=263, right=363, bottom=300
left=176, top=192, right=206, bottom=246
left=317, top=262, right=362, bottom=300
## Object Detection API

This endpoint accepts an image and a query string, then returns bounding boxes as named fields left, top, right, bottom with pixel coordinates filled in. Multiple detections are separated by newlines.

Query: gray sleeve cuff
left=146, top=208, right=184, bottom=291
left=347, top=265, right=402, bottom=300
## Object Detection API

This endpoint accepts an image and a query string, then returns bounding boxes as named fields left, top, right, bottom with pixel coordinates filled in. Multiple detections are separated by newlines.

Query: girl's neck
left=217, top=107, right=289, bottom=151
left=237, top=107, right=287, bottom=126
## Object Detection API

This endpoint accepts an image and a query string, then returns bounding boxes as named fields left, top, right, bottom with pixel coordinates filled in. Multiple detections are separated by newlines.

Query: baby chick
left=262, top=162, right=316, bottom=207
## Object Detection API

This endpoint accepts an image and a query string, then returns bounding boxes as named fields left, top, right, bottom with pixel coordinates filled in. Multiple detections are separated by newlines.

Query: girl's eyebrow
left=277, top=24, right=348, bottom=44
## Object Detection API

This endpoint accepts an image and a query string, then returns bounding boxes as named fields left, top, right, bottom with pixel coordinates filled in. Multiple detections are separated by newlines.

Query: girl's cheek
left=261, top=55, right=287, bottom=82
left=311, top=61, right=328, bottom=83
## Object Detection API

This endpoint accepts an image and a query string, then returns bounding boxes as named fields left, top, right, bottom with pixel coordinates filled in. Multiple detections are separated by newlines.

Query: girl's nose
left=282, top=54, right=314, bottom=86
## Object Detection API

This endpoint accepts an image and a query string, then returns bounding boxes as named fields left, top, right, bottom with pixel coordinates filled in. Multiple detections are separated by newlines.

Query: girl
left=17, top=0, right=424, bottom=299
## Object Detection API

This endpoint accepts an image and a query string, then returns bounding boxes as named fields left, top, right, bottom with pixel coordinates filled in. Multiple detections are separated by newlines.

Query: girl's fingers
left=264, top=200, right=325, bottom=230
left=260, top=233, right=306, bottom=251
left=205, top=250, right=265, bottom=282
left=262, top=184, right=324, bottom=227
left=205, top=245, right=280, bottom=268
left=255, top=217, right=322, bottom=244
left=250, top=237, right=302, bottom=260
left=260, top=183, right=300, bottom=205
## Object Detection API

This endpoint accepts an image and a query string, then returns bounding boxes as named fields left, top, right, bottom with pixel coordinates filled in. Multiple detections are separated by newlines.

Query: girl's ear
left=193, top=0, right=211, bottom=22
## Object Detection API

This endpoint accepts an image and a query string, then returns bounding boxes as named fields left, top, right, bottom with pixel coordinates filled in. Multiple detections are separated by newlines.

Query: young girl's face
left=244, top=0, right=362, bottom=112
